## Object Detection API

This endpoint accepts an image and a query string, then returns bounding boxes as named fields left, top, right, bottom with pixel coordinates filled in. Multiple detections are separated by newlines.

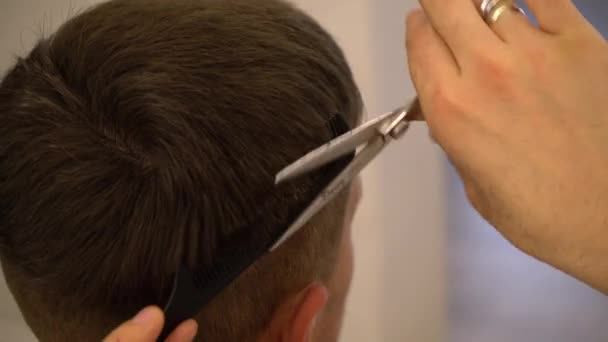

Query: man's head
left=0, top=0, right=363, bottom=341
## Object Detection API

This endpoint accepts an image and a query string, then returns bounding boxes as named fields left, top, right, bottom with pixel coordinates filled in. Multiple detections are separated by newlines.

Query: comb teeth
left=191, top=246, right=260, bottom=290
left=328, top=113, right=350, bottom=138
left=191, top=113, right=353, bottom=292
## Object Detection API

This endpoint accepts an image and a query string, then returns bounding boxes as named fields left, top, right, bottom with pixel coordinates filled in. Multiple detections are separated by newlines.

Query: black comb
left=159, top=114, right=354, bottom=339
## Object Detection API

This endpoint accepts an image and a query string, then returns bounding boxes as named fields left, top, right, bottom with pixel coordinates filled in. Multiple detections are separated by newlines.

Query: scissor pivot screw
left=390, top=121, right=410, bottom=139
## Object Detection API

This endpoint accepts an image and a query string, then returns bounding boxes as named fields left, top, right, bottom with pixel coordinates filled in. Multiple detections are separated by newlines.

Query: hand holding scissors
left=273, top=98, right=423, bottom=249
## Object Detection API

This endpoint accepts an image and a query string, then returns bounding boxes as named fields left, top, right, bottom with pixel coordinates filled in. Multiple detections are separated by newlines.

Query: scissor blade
left=271, top=137, right=386, bottom=250
left=275, top=109, right=399, bottom=184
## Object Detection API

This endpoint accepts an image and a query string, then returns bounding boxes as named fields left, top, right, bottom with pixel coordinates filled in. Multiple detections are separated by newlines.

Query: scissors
left=160, top=98, right=423, bottom=339
left=271, top=97, right=423, bottom=250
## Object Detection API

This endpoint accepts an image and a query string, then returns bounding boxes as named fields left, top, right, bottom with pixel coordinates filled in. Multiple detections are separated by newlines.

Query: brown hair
left=0, top=0, right=362, bottom=340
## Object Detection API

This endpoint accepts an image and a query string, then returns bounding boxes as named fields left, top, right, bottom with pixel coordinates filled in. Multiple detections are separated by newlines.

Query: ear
left=287, top=283, right=329, bottom=342
left=261, top=283, right=328, bottom=342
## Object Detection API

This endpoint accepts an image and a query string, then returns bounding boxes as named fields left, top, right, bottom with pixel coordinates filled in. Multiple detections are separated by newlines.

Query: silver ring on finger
left=480, top=0, right=527, bottom=25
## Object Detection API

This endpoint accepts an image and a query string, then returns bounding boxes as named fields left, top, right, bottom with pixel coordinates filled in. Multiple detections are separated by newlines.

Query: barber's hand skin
left=407, top=0, right=608, bottom=293
left=103, top=306, right=198, bottom=342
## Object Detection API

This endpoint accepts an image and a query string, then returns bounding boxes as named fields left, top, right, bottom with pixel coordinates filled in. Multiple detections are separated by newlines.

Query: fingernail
left=132, top=306, right=157, bottom=325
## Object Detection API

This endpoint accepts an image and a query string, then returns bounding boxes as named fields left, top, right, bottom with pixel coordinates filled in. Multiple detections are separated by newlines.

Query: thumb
left=103, top=306, right=165, bottom=342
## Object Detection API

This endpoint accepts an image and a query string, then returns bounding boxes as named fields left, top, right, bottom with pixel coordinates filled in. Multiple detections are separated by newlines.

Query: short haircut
left=0, top=0, right=362, bottom=341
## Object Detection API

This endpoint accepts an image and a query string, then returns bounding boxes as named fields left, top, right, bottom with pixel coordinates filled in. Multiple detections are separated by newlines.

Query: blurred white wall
left=0, top=1, right=447, bottom=341
left=296, top=2, right=446, bottom=341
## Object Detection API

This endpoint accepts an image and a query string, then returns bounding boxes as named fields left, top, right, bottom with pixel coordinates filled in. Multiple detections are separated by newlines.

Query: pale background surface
left=0, top=0, right=446, bottom=341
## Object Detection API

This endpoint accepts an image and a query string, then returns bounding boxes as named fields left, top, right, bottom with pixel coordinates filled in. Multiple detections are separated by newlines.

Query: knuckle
left=527, top=47, right=549, bottom=69
left=428, top=86, right=464, bottom=117
left=523, top=46, right=553, bottom=80
left=472, top=52, right=520, bottom=96
left=475, top=52, right=516, bottom=82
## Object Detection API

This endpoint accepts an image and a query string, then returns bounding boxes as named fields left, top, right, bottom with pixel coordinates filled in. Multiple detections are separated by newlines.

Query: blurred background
left=0, top=1, right=606, bottom=341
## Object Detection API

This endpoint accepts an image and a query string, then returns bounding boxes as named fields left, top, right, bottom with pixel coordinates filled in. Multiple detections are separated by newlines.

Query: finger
left=523, top=0, right=587, bottom=34
left=406, top=9, right=459, bottom=100
left=407, top=97, right=425, bottom=122
left=417, top=0, right=502, bottom=61
left=478, top=1, right=542, bottom=44
left=165, top=319, right=199, bottom=342
left=103, top=306, right=164, bottom=342
left=406, top=10, right=471, bottom=156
